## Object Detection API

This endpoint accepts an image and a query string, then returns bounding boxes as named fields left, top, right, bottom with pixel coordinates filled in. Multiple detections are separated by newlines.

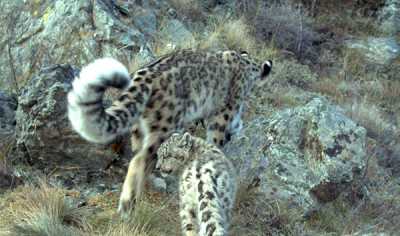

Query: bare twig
left=7, top=41, right=19, bottom=94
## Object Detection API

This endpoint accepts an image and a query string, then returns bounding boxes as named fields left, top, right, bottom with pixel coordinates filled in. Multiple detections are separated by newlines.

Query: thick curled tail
left=68, top=58, right=135, bottom=144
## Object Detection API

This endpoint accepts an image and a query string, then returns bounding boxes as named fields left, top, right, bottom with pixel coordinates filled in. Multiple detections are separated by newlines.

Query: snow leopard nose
left=163, top=168, right=173, bottom=174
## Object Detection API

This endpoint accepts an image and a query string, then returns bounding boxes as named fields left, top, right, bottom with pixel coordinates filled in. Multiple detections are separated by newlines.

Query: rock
left=0, top=0, right=150, bottom=93
left=0, top=91, right=17, bottom=155
left=347, top=37, right=400, bottom=65
left=132, top=7, right=158, bottom=37
left=13, top=64, right=120, bottom=179
left=0, top=161, right=23, bottom=192
left=223, top=97, right=367, bottom=213
left=148, top=174, right=167, bottom=193
left=379, top=0, right=400, bottom=36
left=160, top=19, right=195, bottom=48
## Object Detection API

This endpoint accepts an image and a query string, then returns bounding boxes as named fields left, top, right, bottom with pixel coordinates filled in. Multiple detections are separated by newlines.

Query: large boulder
left=224, top=97, right=367, bottom=213
left=0, top=91, right=17, bottom=154
left=379, top=0, right=400, bottom=36
left=13, top=64, right=123, bottom=184
left=347, top=37, right=400, bottom=66
left=155, top=97, right=367, bottom=213
left=0, top=0, right=155, bottom=93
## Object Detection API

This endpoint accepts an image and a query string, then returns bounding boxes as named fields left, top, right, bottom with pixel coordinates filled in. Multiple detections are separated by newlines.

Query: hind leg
left=131, top=124, right=143, bottom=155
left=118, top=118, right=174, bottom=217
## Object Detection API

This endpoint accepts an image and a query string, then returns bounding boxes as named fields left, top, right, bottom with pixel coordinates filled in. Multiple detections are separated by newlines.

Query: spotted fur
left=157, top=132, right=237, bottom=236
left=67, top=49, right=272, bottom=216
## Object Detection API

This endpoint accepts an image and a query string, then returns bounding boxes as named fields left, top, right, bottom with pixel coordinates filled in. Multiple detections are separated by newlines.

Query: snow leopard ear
left=240, top=50, right=249, bottom=57
left=261, top=60, right=272, bottom=79
left=182, top=132, right=193, bottom=146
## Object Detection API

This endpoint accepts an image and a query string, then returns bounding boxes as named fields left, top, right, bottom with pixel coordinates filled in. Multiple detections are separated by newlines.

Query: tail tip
left=79, top=57, right=131, bottom=89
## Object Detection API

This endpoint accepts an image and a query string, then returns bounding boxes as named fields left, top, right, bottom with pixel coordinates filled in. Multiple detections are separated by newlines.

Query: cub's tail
left=67, top=58, right=150, bottom=144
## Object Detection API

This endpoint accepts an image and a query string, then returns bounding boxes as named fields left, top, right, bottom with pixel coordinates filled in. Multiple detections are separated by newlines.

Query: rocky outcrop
left=13, top=64, right=123, bottom=183
left=155, top=97, right=367, bottom=213
left=225, top=97, right=367, bottom=212
left=0, top=91, right=17, bottom=155
left=347, top=37, right=400, bottom=65
left=0, top=0, right=153, bottom=93
left=379, top=0, right=400, bottom=36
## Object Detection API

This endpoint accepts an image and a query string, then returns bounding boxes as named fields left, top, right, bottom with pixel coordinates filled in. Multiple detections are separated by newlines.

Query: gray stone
left=347, top=37, right=400, bottom=65
left=132, top=7, right=158, bottom=37
left=160, top=19, right=195, bottom=48
left=148, top=174, right=167, bottom=193
left=379, top=0, right=400, bottom=36
left=13, top=64, right=119, bottom=175
left=0, top=91, right=17, bottom=156
left=223, top=97, right=367, bottom=213
left=0, top=0, right=149, bottom=93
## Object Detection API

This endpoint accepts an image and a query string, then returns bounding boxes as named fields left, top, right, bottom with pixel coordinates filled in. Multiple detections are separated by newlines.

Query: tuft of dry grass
left=200, top=17, right=257, bottom=52
left=199, top=16, right=279, bottom=62
left=0, top=182, right=91, bottom=236
left=84, top=191, right=180, bottom=236
left=168, top=0, right=206, bottom=23
left=343, top=98, right=392, bottom=139
left=230, top=181, right=304, bottom=235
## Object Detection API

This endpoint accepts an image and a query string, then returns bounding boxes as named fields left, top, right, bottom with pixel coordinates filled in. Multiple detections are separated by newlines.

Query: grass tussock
left=343, top=98, right=392, bottom=139
left=93, top=195, right=180, bottom=236
left=0, top=182, right=91, bottom=236
left=0, top=183, right=180, bottom=236
left=231, top=182, right=303, bottom=235
left=269, top=58, right=318, bottom=89
left=200, top=18, right=256, bottom=52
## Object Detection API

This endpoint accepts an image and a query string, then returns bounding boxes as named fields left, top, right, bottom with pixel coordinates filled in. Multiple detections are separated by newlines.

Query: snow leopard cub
left=157, top=132, right=237, bottom=236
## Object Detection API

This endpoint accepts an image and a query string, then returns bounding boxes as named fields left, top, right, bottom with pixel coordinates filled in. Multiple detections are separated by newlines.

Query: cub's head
left=239, top=50, right=272, bottom=82
left=156, top=132, right=194, bottom=175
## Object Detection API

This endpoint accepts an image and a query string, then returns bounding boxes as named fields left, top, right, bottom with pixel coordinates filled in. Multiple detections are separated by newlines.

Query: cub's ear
left=182, top=132, right=193, bottom=146
left=261, top=60, right=272, bottom=79
left=240, top=50, right=249, bottom=57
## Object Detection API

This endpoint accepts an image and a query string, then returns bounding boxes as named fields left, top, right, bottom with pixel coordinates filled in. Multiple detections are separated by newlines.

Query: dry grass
left=90, top=194, right=180, bottom=236
left=0, top=182, right=180, bottom=236
left=305, top=152, right=400, bottom=235
left=294, top=0, right=384, bottom=37
left=168, top=0, right=206, bottom=23
left=231, top=182, right=303, bottom=235
left=343, top=98, right=392, bottom=139
left=249, top=0, right=320, bottom=63
left=0, top=182, right=91, bottom=236
left=200, top=17, right=256, bottom=52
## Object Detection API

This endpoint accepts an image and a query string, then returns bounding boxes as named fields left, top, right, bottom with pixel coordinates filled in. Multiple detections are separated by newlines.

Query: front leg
left=206, top=105, right=241, bottom=148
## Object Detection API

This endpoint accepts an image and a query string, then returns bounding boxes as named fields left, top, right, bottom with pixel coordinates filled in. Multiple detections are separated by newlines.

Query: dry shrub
left=168, top=0, right=206, bottom=23
left=295, top=0, right=386, bottom=17
left=269, top=58, right=318, bottom=89
left=0, top=182, right=91, bottom=236
left=251, top=0, right=321, bottom=63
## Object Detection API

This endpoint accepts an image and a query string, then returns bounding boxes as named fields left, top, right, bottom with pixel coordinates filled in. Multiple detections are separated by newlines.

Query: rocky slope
left=0, top=0, right=399, bottom=235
